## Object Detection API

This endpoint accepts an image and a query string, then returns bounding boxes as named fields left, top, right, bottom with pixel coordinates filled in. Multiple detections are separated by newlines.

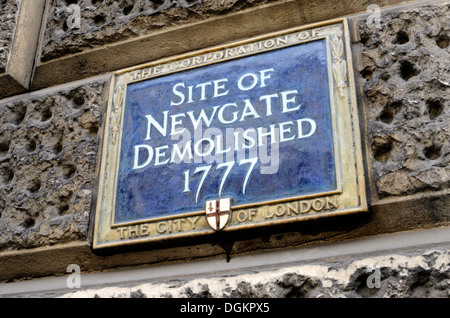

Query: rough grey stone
left=40, top=0, right=284, bottom=62
left=0, top=81, right=107, bottom=251
left=0, top=0, right=20, bottom=73
left=0, top=1, right=447, bottom=287
left=359, top=3, right=450, bottom=198
left=60, top=249, right=450, bottom=298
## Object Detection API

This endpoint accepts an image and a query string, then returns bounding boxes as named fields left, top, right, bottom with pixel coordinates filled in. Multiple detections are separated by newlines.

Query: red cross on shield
left=205, top=198, right=231, bottom=231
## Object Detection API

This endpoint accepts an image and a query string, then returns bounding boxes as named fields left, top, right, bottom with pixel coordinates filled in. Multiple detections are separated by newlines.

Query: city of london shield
left=205, top=198, right=231, bottom=231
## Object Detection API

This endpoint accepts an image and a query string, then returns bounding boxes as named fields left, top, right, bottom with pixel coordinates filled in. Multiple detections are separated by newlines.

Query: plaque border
left=93, top=18, right=367, bottom=249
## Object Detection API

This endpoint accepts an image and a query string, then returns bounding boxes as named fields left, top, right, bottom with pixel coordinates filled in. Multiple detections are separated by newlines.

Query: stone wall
left=0, top=0, right=448, bottom=297
left=360, top=4, right=449, bottom=199
left=41, top=0, right=284, bottom=62
left=0, top=0, right=19, bottom=73
left=62, top=248, right=450, bottom=298
left=0, top=81, right=106, bottom=251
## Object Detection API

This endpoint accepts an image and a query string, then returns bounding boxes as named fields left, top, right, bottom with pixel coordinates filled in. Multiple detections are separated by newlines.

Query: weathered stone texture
left=0, top=1, right=448, bottom=290
left=60, top=249, right=450, bottom=298
left=0, top=81, right=106, bottom=251
left=41, top=0, right=285, bottom=62
left=360, top=3, right=450, bottom=198
left=0, top=0, right=20, bottom=73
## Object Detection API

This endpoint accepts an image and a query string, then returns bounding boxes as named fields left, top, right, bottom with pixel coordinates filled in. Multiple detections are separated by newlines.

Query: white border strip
left=1, top=226, right=449, bottom=296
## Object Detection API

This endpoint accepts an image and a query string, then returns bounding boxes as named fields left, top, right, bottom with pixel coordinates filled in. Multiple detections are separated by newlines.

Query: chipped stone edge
left=1, top=225, right=449, bottom=297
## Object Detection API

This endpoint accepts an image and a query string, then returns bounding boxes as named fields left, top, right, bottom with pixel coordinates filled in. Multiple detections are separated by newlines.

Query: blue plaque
left=93, top=19, right=367, bottom=249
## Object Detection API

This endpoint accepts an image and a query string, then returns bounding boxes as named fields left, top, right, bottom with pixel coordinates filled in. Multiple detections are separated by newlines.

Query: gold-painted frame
left=93, top=18, right=367, bottom=250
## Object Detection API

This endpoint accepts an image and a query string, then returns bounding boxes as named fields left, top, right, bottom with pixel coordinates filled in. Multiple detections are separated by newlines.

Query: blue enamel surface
left=114, top=39, right=337, bottom=224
